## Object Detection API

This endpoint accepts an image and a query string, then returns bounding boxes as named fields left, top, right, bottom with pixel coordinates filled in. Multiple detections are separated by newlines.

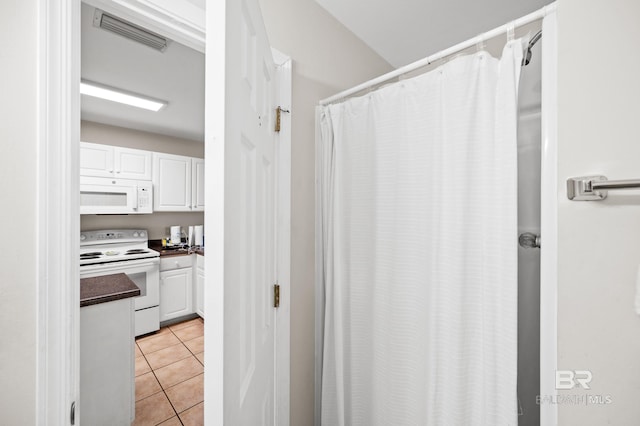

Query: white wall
left=257, top=0, right=393, bottom=424
left=0, top=1, right=38, bottom=424
left=557, top=0, right=640, bottom=424
left=80, top=120, right=204, bottom=239
left=81, top=120, right=204, bottom=157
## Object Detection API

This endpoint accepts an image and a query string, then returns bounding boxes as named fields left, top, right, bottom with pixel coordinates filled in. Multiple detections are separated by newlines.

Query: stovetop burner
left=80, top=229, right=159, bottom=266
left=80, top=252, right=103, bottom=257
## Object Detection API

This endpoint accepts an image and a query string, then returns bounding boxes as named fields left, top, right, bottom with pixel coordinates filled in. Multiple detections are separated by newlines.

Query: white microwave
left=80, top=176, right=153, bottom=214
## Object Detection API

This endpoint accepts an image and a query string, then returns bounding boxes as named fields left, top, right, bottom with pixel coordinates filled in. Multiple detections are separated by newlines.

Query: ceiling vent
left=93, top=9, right=168, bottom=52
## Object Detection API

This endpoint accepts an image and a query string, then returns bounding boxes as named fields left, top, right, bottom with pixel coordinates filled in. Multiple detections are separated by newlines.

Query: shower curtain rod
left=319, top=2, right=556, bottom=106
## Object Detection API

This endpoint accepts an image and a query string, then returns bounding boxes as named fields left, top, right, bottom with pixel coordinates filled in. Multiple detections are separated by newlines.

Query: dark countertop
left=149, top=240, right=204, bottom=257
left=80, top=273, right=141, bottom=307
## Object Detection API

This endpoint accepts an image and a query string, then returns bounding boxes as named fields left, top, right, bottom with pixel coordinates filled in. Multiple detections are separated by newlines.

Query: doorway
left=40, top=0, right=291, bottom=424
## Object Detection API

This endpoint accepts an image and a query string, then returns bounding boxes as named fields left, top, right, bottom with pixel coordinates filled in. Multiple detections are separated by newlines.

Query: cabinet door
left=159, top=268, right=193, bottom=321
left=114, top=147, right=152, bottom=180
left=195, top=265, right=204, bottom=318
left=153, top=152, right=192, bottom=211
left=80, top=142, right=114, bottom=177
left=191, top=158, right=205, bottom=211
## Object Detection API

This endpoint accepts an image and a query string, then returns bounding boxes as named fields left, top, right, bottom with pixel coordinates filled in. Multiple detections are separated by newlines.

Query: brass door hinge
left=274, top=283, right=280, bottom=308
left=275, top=106, right=290, bottom=132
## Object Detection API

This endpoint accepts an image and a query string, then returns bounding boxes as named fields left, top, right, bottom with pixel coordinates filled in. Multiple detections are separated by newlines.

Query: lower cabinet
left=80, top=298, right=135, bottom=425
left=159, top=254, right=204, bottom=322
left=195, top=254, right=205, bottom=318
left=160, top=262, right=193, bottom=322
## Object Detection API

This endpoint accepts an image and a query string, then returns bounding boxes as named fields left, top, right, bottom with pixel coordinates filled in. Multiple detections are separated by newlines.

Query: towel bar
left=567, top=176, right=640, bottom=200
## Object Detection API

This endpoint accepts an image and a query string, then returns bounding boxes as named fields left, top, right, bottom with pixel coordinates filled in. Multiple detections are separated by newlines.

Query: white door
left=195, top=256, right=205, bottom=318
left=209, top=0, right=279, bottom=424
left=79, top=142, right=114, bottom=177
left=192, top=157, right=205, bottom=211
left=153, top=152, right=192, bottom=211
left=159, top=268, right=194, bottom=321
left=113, top=146, right=152, bottom=180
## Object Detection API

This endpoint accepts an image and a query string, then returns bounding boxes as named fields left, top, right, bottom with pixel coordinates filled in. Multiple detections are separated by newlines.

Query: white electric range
left=79, top=229, right=160, bottom=336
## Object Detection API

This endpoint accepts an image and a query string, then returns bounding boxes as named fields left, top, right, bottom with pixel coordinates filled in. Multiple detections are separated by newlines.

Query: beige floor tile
left=169, top=318, right=201, bottom=332
left=133, top=391, right=175, bottom=425
left=158, top=416, right=182, bottom=426
left=184, top=336, right=204, bottom=354
left=155, top=356, right=204, bottom=389
left=145, top=343, right=192, bottom=370
left=173, top=323, right=204, bottom=342
left=136, top=326, right=172, bottom=342
left=134, top=343, right=143, bottom=358
left=195, top=351, right=204, bottom=366
left=135, top=371, right=162, bottom=401
left=165, top=373, right=204, bottom=413
left=137, top=332, right=181, bottom=355
left=179, top=401, right=204, bottom=426
left=135, top=355, right=151, bottom=377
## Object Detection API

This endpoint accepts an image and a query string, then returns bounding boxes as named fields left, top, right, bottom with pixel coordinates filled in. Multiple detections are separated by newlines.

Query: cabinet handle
left=116, top=170, right=120, bottom=174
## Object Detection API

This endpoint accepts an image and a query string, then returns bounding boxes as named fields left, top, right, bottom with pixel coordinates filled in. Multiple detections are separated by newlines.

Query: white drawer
left=160, top=254, right=193, bottom=271
left=196, top=253, right=204, bottom=269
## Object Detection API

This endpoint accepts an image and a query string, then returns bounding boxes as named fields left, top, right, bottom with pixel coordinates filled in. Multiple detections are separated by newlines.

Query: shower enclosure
left=315, top=5, right=556, bottom=425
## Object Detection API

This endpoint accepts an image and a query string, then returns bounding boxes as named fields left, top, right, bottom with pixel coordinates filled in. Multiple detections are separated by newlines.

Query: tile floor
left=134, top=317, right=204, bottom=425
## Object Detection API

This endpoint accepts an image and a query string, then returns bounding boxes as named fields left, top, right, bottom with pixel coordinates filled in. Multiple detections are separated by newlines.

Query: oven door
left=79, top=257, right=160, bottom=310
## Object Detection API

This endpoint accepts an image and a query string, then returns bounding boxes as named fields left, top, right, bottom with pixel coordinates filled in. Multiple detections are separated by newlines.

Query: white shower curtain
left=317, top=40, right=525, bottom=426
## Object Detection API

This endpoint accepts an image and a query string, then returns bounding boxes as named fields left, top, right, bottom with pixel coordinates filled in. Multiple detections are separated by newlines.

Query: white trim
left=83, top=0, right=205, bottom=53
left=273, top=49, right=292, bottom=426
left=540, top=9, right=558, bottom=426
left=319, top=2, right=557, bottom=105
left=204, top=0, right=225, bottom=424
left=37, top=0, right=81, bottom=423
left=313, top=106, right=324, bottom=426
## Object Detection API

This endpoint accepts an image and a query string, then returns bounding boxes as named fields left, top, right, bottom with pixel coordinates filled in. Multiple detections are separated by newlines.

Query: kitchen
left=78, top=3, right=206, bottom=424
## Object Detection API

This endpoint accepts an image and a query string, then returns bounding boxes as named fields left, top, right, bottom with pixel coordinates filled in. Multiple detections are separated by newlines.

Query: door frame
left=36, top=0, right=81, bottom=423
left=38, top=0, right=291, bottom=424
left=272, top=49, right=292, bottom=426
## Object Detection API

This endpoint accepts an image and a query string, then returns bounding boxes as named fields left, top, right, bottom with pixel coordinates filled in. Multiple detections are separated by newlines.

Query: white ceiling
left=81, top=4, right=205, bottom=142
left=314, top=0, right=553, bottom=67
left=81, top=1, right=548, bottom=141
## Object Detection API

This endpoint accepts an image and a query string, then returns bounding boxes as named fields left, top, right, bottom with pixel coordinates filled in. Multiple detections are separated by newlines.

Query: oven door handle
left=80, top=258, right=160, bottom=273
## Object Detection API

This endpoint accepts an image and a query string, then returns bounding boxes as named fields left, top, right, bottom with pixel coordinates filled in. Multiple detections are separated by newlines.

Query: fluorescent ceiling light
left=80, top=81, right=167, bottom=112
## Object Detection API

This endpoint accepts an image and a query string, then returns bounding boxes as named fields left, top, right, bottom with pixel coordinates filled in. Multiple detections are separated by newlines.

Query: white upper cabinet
left=80, top=142, right=114, bottom=178
left=191, top=157, right=205, bottom=211
left=114, top=147, right=152, bottom=180
left=153, top=152, right=205, bottom=212
left=80, top=142, right=204, bottom=212
left=153, top=152, right=192, bottom=211
left=80, top=142, right=151, bottom=180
